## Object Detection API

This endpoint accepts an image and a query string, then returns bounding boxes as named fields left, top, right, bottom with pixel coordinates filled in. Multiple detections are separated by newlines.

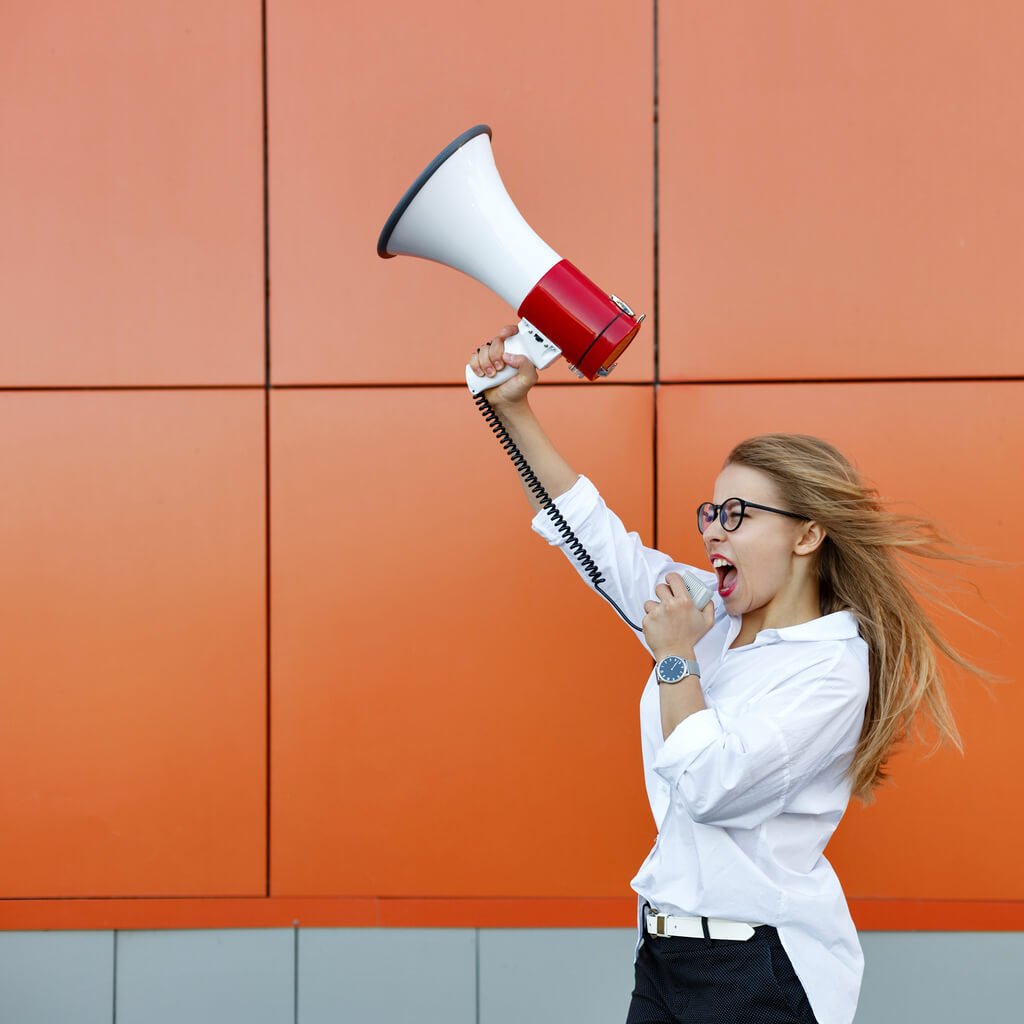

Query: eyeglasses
left=696, top=498, right=810, bottom=534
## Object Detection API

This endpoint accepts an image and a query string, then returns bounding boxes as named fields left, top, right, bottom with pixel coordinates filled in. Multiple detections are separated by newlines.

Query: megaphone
left=377, top=126, right=644, bottom=394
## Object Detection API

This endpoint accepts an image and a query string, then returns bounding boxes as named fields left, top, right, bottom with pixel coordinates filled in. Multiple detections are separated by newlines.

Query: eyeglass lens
left=697, top=499, right=745, bottom=533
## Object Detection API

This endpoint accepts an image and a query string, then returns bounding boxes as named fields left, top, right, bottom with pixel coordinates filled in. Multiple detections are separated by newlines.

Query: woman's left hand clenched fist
left=642, top=572, right=715, bottom=661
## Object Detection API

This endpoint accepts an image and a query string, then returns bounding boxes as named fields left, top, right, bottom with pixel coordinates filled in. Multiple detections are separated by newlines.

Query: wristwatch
left=655, top=655, right=701, bottom=685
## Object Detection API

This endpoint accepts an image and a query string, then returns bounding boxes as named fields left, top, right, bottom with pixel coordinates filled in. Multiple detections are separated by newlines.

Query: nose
left=701, top=511, right=727, bottom=545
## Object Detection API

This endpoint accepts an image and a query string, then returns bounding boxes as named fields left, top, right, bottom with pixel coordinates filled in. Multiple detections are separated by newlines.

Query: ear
left=793, top=520, right=827, bottom=557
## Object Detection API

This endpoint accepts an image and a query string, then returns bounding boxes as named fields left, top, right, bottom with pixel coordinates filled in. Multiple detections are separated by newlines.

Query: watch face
left=657, top=656, right=686, bottom=683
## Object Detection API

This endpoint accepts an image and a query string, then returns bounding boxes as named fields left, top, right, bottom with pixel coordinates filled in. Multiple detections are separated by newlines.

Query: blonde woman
left=469, top=326, right=976, bottom=1024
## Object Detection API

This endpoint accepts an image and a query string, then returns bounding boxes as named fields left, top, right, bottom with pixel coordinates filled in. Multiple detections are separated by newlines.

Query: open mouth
left=711, top=557, right=738, bottom=598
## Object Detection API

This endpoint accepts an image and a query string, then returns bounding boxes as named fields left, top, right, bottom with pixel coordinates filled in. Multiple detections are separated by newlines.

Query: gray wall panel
left=479, top=929, right=637, bottom=1024
left=856, top=932, right=1024, bottom=1023
left=0, top=931, right=114, bottom=1024
left=479, top=929, right=1024, bottom=1024
left=298, top=928, right=476, bottom=1024
left=116, top=928, right=294, bottom=1024
left=0, top=925, right=1021, bottom=1023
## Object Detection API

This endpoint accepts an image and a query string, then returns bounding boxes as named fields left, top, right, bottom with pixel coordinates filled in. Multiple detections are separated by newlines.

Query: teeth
left=711, top=558, right=733, bottom=569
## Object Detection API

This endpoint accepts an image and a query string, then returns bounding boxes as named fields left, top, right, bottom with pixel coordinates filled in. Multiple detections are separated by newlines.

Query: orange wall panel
left=1, top=0, right=1022, bottom=932
left=0, top=391, right=267, bottom=896
left=657, top=381, right=1022, bottom=899
left=270, top=384, right=656, bottom=896
left=267, top=0, right=653, bottom=386
left=658, top=2, right=1024, bottom=380
left=0, top=2, right=264, bottom=386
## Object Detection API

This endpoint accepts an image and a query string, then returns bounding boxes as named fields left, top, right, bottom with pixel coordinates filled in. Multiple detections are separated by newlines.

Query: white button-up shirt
left=532, top=477, right=870, bottom=1024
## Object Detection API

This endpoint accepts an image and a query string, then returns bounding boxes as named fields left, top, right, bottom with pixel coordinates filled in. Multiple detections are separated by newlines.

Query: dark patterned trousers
left=625, top=916, right=820, bottom=1024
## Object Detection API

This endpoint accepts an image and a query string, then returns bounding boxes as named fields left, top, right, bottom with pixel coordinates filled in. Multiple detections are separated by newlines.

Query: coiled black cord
left=475, top=392, right=643, bottom=632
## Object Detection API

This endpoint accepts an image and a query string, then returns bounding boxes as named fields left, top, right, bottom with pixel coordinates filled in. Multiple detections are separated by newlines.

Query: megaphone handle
left=465, top=318, right=562, bottom=395
left=465, top=361, right=518, bottom=396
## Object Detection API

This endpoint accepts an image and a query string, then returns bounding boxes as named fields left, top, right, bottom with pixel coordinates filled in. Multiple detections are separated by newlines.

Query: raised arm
left=469, top=325, right=576, bottom=512
left=469, top=327, right=719, bottom=644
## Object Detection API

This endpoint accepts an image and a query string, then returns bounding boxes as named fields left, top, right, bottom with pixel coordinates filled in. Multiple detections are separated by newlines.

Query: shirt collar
left=724, top=610, right=861, bottom=645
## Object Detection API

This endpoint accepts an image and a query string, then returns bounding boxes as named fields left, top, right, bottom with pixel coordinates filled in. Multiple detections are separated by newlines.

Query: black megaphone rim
left=376, top=124, right=493, bottom=259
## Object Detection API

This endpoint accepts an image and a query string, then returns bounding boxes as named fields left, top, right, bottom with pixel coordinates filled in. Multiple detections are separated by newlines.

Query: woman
left=469, top=326, right=980, bottom=1024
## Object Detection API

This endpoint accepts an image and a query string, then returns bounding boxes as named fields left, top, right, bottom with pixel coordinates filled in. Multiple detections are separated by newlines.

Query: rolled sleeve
left=530, top=475, right=599, bottom=544
left=650, top=646, right=868, bottom=830
left=653, top=708, right=724, bottom=769
left=654, top=709, right=790, bottom=829
left=529, top=475, right=706, bottom=643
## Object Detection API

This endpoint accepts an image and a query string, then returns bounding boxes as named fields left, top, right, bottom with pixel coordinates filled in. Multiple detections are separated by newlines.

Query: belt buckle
left=645, top=906, right=668, bottom=937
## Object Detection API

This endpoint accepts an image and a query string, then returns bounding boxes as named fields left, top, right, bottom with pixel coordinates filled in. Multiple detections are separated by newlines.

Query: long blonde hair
left=726, top=433, right=987, bottom=801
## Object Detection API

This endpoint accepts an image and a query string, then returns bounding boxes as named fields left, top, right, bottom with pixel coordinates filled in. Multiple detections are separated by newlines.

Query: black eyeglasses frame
left=696, top=498, right=810, bottom=535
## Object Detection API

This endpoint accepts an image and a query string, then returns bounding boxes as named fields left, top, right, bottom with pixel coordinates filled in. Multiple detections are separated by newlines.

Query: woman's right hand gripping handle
left=469, top=325, right=539, bottom=406
left=470, top=325, right=578, bottom=512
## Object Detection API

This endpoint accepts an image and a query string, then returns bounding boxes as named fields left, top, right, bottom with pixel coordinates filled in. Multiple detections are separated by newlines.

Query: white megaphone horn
left=377, top=126, right=644, bottom=395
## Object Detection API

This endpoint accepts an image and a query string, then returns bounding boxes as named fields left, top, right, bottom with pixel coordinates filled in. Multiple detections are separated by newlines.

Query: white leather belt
left=646, top=908, right=756, bottom=941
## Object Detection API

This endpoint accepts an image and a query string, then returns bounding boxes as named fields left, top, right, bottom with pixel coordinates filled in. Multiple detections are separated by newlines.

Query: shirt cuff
left=652, top=708, right=723, bottom=784
left=530, top=475, right=598, bottom=544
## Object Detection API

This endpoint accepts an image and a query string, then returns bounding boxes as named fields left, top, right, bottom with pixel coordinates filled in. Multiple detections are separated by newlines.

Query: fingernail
left=495, top=362, right=504, bottom=370
left=486, top=368, right=494, bottom=376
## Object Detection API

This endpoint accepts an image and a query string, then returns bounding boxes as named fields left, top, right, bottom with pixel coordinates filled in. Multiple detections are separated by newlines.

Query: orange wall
left=1, top=2, right=1021, bottom=931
